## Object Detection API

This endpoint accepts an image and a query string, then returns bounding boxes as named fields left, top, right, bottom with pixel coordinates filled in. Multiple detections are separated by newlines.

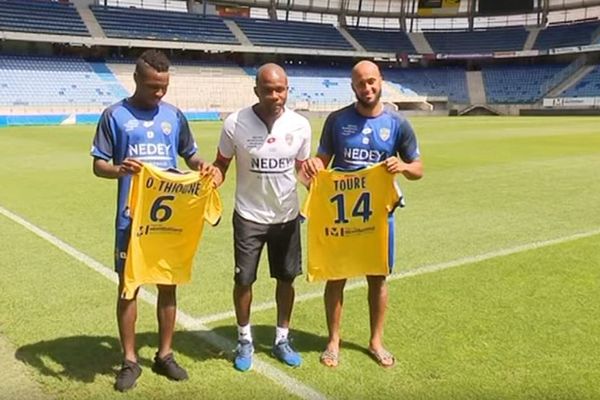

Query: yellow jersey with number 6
left=302, top=163, right=401, bottom=282
left=123, top=163, right=222, bottom=299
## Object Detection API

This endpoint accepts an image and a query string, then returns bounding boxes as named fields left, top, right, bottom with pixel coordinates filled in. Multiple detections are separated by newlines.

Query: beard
left=355, top=89, right=381, bottom=109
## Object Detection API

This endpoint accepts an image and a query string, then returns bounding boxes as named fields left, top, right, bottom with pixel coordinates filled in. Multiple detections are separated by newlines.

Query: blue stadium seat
left=346, top=27, right=416, bottom=53
left=232, top=18, right=353, bottom=51
left=0, top=0, right=88, bottom=36
left=91, top=5, right=237, bottom=45
left=562, top=65, right=600, bottom=97
left=482, top=64, right=568, bottom=103
left=425, top=27, right=528, bottom=54
left=0, top=56, right=128, bottom=106
left=534, top=20, right=600, bottom=50
left=383, top=67, right=469, bottom=103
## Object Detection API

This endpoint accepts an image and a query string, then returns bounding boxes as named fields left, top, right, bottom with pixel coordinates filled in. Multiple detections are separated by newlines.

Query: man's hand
left=117, top=158, right=143, bottom=177
left=301, top=157, right=325, bottom=179
left=200, top=162, right=223, bottom=188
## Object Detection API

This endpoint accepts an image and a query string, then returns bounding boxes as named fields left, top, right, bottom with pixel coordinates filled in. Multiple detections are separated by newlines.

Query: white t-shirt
left=218, top=106, right=311, bottom=224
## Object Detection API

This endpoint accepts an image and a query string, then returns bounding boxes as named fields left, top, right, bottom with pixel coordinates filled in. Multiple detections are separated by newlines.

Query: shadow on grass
left=14, top=325, right=365, bottom=382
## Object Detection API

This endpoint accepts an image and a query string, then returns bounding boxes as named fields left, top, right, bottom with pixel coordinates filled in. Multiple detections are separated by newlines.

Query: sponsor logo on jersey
left=344, top=147, right=384, bottom=163
left=362, top=127, right=372, bottom=135
left=143, top=121, right=154, bottom=128
left=285, top=133, right=294, bottom=146
left=161, top=122, right=172, bottom=135
left=267, top=136, right=276, bottom=144
left=362, top=137, right=369, bottom=145
left=341, top=124, right=358, bottom=136
left=124, top=119, right=139, bottom=132
left=250, top=157, right=294, bottom=173
left=128, top=143, right=172, bottom=157
left=324, top=226, right=345, bottom=237
left=379, top=128, right=391, bottom=141
left=147, top=130, right=154, bottom=139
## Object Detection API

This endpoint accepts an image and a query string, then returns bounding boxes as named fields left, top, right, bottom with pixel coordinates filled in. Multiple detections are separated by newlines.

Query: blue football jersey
left=317, top=104, right=420, bottom=170
left=91, top=99, right=198, bottom=230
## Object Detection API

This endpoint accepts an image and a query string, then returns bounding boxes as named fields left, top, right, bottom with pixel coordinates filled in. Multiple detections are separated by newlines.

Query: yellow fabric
left=302, top=163, right=400, bottom=282
left=123, top=163, right=222, bottom=299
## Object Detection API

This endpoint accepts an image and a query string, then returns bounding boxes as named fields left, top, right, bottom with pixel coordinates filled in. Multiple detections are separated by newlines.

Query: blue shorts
left=114, top=226, right=131, bottom=274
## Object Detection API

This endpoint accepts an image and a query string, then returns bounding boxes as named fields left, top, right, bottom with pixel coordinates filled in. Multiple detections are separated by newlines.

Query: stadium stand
left=424, top=27, right=528, bottom=54
left=90, top=5, right=238, bottom=45
left=107, top=61, right=255, bottom=112
left=346, top=27, right=416, bottom=53
left=231, top=18, right=353, bottom=50
left=0, top=0, right=89, bottom=36
left=534, top=20, right=600, bottom=50
left=482, top=63, right=568, bottom=103
left=0, top=55, right=128, bottom=108
left=561, top=64, right=600, bottom=97
left=383, top=67, right=469, bottom=103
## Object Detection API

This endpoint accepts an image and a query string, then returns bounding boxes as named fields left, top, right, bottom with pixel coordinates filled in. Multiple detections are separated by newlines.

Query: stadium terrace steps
left=408, top=32, right=434, bottom=54
left=466, top=71, right=486, bottom=104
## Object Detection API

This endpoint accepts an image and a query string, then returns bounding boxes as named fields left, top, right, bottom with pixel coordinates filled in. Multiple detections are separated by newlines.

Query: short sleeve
left=217, top=115, right=236, bottom=159
left=396, top=119, right=420, bottom=163
left=296, top=117, right=312, bottom=162
left=91, top=109, right=115, bottom=161
left=177, top=111, right=198, bottom=159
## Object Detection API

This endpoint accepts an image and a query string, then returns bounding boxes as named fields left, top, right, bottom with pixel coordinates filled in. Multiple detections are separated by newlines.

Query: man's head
left=351, top=60, right=383, bottom=109
left=254, top=63, right=288, bottom=117
left=133, top=49, right=170, bottom=109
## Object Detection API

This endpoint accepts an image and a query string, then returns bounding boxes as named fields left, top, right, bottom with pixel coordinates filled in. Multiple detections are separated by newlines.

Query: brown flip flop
left=319, top=349, right=339, bottom=368
left=368, top=348, right=395, bottom=368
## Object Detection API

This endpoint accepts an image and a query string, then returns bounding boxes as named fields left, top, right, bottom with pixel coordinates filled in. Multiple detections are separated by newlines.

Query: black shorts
left=232, top=211, right=302, bottom=285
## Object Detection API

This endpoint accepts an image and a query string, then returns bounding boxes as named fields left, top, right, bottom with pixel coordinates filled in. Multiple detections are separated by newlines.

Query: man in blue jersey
left=302, top=60, right=423, bottom=368
left=91, top=49, right=216, bottom=391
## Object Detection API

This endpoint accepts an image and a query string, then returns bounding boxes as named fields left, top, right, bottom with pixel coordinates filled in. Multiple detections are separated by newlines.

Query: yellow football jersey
left=302, top=163, right=401, bottom=282
left=123, top=163, right=222, bottom=299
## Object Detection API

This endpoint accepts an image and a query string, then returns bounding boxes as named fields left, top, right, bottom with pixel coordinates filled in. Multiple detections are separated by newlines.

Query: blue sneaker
left=234, top=340, right=254, bottom=372
left=272, top=340, right=302, bottom=367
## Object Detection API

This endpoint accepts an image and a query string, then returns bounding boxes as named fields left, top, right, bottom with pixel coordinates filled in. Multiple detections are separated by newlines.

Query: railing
left=541, top=55, right=586, bottom=95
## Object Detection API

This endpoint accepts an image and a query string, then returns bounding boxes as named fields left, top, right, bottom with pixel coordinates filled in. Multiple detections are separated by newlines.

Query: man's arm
left=92, top=157, right=142, bottom=179
left=383, top=157, right=423, bottom=180
left=212, top=151, right=232, bottom=188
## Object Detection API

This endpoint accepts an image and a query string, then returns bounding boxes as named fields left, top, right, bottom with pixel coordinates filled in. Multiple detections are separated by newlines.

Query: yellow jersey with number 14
left=302, top=163, right=400, bottom=282
left=123, top=163, right=222, bottom=299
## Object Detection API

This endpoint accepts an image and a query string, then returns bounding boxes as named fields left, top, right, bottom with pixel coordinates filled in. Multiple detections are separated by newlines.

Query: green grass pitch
left=0, top=116, right=599, bottom=399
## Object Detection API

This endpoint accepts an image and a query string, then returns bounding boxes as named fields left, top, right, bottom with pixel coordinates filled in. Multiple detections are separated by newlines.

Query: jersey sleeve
left=316, top=113, right=335, bottom=156
left=395, top=118, right=421, bottom=163
left=91, top=109, right=115, bottom=161
left=217, top=115, right=235, bottom=159
left=177, top=111, right=198, bottom=159
left=296, top=118, right=312, bottom=162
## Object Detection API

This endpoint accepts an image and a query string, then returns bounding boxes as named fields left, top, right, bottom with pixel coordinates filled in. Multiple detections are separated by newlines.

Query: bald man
left=213, top=63, right=311, bottom=371
left=302, top=60, right=423, bottom=368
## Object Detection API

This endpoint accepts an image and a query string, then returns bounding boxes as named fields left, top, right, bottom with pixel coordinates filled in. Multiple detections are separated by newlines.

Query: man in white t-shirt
left=213, top=63, right=311, bottom=371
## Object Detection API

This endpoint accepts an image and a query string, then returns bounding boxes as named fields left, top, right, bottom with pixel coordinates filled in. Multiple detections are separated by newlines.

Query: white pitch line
left=0, top=205, right=328, bottom=400
left=197, top=227, right=600, bottom=325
